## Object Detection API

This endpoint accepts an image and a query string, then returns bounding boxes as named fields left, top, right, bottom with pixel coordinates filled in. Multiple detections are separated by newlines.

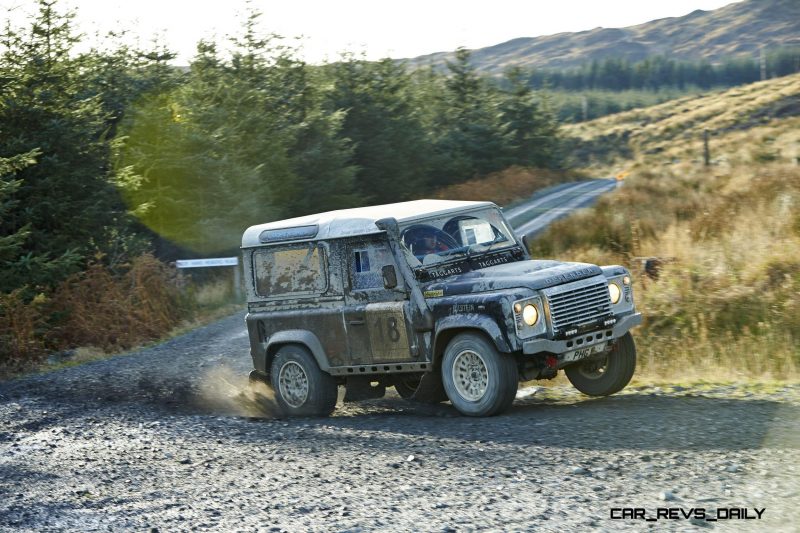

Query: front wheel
left=270, top=345, right=338, bottom=417
left=565, top=332, right=637, bottom=396
left=441, top=333, right=518, bottom=417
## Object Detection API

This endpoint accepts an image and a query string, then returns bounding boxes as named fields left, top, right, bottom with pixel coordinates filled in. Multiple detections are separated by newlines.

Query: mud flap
left=411, top=371, right=449, bottom=403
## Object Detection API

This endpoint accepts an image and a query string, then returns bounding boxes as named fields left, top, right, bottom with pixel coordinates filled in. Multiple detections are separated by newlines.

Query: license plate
left=562, top=342, right=607, bottom=363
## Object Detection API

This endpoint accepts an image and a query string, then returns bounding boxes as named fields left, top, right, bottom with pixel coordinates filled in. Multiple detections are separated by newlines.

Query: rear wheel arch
left=263, top=330, right=331, bottom=377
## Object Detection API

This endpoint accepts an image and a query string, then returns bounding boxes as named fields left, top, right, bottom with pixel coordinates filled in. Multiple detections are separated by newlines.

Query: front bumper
left=521, top=312, right=642, bottom=355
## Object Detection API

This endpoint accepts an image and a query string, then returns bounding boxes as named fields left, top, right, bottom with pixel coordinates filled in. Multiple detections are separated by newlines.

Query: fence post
left=703, top=129, right=710, bottom=166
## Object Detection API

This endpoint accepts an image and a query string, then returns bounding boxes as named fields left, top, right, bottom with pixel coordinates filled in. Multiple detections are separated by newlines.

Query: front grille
left=546, top=279, right=612, bottom=332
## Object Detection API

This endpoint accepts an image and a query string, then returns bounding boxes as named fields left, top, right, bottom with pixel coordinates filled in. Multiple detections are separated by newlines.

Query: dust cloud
left=194, top=365, right=278, bottom=418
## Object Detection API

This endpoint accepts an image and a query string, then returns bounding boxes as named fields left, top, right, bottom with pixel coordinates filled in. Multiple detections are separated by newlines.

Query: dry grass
left=49, top=254, right=188, bottom=352
left=533, top=74, right=800, bottom=381
left=566, top=73, right=800, bottom=171
left=431, top=166, right=579, bottom=205
left=0, top=254, right=241, bottom=379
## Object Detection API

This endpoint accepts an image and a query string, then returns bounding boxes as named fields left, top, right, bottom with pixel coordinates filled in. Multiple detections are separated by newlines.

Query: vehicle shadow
left=3, top=370, right=797, bottom=454
left=298, top=392, right=800, bottom=452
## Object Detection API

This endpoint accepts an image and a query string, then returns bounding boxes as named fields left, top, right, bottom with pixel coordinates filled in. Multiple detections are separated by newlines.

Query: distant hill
left=403, top=0, right=800, bottom=75
left=563, top=72, right=800, bottom=166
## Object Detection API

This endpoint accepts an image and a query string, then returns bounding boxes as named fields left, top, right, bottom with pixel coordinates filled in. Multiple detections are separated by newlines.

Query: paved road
left=505, top=179, right=617, bottom=238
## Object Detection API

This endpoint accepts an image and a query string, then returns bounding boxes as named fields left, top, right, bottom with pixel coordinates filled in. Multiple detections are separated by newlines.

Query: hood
left=422, top=260, right=603, bottom=296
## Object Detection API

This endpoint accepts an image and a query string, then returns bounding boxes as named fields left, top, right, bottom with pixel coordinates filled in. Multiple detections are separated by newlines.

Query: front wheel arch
left=433, top=324, right=512, bottom=370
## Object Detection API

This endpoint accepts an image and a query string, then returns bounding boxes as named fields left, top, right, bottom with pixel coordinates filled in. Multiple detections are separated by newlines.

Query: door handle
left=348, top=319, right=366, bottom=326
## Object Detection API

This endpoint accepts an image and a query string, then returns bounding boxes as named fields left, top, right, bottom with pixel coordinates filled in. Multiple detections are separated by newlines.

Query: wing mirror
left=382, top=264, right=398, bottom=289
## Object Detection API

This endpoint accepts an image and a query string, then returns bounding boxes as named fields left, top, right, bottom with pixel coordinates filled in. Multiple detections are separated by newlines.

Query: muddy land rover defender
left=242, top=200, right=641, bottom=417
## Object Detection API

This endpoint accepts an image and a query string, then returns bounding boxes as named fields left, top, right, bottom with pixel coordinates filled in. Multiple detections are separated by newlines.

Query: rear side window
left=351, top=241, right=396, bottom=291
left=253, top=243, right=327, bottom=297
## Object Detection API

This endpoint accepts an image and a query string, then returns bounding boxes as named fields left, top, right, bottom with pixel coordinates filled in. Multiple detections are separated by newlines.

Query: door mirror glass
left=382, top=264, right=398, bottom=289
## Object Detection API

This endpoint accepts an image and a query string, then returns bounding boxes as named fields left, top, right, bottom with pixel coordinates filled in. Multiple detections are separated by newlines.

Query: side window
left=253, top=243, right=327, bottom=298
left=351, top=241, right=396, bottom=291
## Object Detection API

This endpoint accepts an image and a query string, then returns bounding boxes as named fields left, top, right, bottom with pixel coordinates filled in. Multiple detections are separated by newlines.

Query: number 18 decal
left=373, top=316, right=401, bottom=343
left=365, top=302, right=411, bottom=360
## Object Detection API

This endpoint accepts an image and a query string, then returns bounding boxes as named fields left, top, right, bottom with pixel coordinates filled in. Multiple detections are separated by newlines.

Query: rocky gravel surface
left=1, top=313, right=798, bottom=532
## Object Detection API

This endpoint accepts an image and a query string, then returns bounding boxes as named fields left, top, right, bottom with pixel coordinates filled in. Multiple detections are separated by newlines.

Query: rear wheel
left=393, top=375, right=422, bottom=399
left=441, top=333, right=518, bottom=417
left=393, top=374, right=448, bottom=403
left=270, top=345, right=337, bottom=417
left=565, top=332, right=637, bottom=396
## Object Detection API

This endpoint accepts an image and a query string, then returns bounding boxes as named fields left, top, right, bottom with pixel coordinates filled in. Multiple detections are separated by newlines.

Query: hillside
left=404, top=0, right=800, bottom=75
left=533, top=73, right=800, bottom=379
left=564, top=72, right=800, bottom=167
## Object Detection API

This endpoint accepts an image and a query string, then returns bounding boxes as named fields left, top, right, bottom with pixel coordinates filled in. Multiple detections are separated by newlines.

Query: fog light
left=608, top=282, right=621, bottom=304
left=522, top=304, right=539, bottom=326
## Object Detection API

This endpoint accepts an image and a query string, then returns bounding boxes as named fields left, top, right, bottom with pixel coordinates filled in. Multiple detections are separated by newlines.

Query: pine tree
left=433, top=47, right=511, bottom=184
left=327, top=56, right=432, bottom=204
left=115, top=7, right=360, bottom=254
left=0, top=0, right=124, bottom=289
left=500, top=67, right=560, bottom=168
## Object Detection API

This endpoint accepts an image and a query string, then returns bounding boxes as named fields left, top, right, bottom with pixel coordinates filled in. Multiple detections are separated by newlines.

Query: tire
left=441, top=332, right=518, bottom=417
left=394, top=375, right=422, bottom=399
left=270, top=345, right=337, bottom=417
left=392, top=374, right=448, bottom=403
left=565, top=332, right=637, bottom=396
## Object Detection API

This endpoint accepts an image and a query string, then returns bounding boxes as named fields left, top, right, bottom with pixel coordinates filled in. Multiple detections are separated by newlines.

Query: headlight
left=522, top=304, right=539, bottom=326
left=608, top=282, right=621, bottom=304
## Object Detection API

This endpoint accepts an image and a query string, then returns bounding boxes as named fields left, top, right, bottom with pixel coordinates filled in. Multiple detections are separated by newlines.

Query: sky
left=1, top=0, right=744, bottom=64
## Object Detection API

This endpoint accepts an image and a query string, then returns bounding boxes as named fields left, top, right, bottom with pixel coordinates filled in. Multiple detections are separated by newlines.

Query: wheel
left=394, top=375, right=422, bottom=399
left=392, top=374, right=448, bottom=403
left=270, top=345, right=338, bottom=417
left=441, top=332, right=518, bottom=417
left=565, top=332, right=637, bottom=396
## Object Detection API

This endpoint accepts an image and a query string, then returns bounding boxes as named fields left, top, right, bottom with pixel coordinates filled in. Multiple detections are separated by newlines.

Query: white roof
left=242, top=199, right=495, bottom=247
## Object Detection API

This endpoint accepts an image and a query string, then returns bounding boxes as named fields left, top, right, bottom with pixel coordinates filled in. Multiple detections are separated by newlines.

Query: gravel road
left=1, top=313, right=798, bottom=532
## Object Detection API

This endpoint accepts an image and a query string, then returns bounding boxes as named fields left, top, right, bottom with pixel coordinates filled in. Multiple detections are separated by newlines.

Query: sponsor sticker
left=424, top=289, right=444, bottom=298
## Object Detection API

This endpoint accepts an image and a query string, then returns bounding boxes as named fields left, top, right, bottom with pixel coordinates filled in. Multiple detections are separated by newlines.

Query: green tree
left=116, top=7, right=359, bottom=254
left=0, top=0, right=125, bottom=289
left=327, top=56, right=433, bottom=204
left=116, top=39, right=293, bottom=255
left=433, top=47, right=511, bottom=185
left=499, top=67, right=560, bottom=168
left=0, top=149, right=82, bottom=292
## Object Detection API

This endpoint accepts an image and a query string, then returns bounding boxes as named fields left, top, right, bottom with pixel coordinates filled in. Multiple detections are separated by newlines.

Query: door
left=342, top=237, right=416, bottom=364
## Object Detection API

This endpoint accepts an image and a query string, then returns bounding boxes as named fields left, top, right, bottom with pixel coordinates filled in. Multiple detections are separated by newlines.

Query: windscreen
left=398, top=207, right=519, bottom=268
